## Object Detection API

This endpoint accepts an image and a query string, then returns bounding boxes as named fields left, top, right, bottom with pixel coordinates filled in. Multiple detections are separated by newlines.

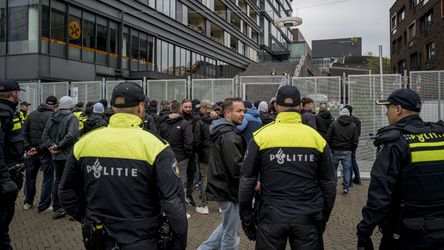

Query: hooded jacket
left=158, top=115, right=193, bottom=162
left=206, top=118, right=246, bottom=202
left=82, top=113, right=108, bottom=135
left=194, top=113, right=216, bottom=163
left=236, top=107, right=262, bottom=144
left=316, top=110, right=335, bottom=138
left=42, top=109, right=80, bottom=160
left=23, top=104, right=54, bottom=152
left=326, top=115, right=359, bottom=151
left=301, top=109, right=317, bottom=129
left=146, top=105, right=158, bottom=117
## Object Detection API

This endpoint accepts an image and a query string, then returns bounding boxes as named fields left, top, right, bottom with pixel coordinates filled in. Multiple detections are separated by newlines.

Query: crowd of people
left=1, top=79, right=444, bottom=250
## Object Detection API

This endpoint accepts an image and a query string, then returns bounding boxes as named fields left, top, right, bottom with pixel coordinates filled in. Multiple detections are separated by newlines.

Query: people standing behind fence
left=22, top=96, right=57, bottom=213
left=343, top=104, right=362, bottom=185
left=146, top=99, right=158, bottom=117
left=155, top=100, right=170, bottom=129
left=19, top=101, right=31, bottom=122
left=142, top=97, right=157, bottom=134
left=99, top=99, right=114, bottom=122
left=326, top=108, right=359, bottom=195
left=158, top=101, right=193, bottom=218
left=301, top=97, right=317, bottom=129
left=73, top=102, right=84, bottom=128
left=42, top=96, right=79, bottom=219
left=82, top=103, right=108, bottom=135
left=316, top=103, right=335, bottom=139
left=237, top=100, right=262, bottom=144
left=258, top=101, right=274, bottom=125
left=198, top=98, right=245, bottom=250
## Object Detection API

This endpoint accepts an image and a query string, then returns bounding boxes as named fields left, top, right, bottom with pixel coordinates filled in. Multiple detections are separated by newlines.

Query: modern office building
left=390, top=0, right=444, bottom=73
left=0, top=0, right=294, bottom=81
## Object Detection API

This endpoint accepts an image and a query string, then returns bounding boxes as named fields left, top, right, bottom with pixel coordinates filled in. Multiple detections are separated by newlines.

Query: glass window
left=426, top=40, right=436, bottom=60
left=50, top=0, right=66, bottom=57
left=7, top=0, right=38, bottom=54
left=122, top=26, right=130, bottom=69
left=263, top=18, right=269, bottom=46
left=170, top=0, right=176, bottom=19
left=109, top=21, right=118, bottom=67
left=147, top=35, right=154, bottom=71
left=130, top=29, right=139, bottom=71
left=82, top=12, right=95, bottom=63
left=168, top=43, right=174, bottom=75
left=157, top=0, right=163, bottom=13
left=185, top=49, right=191, bottom=77
left=175, top=47, right=181, bottom=77
left=0, top=0, right=6, bottom=54
left=161, top=40, right=168, bottom=73
left=148, top=0, right=155, bottom=8
left=163, top=0, right=169, bottom=16
left=68, top=7, right=81, bottom=60
left=96, top=17, right=108, bottom=65
left=139, top=32, right=147, bottom=71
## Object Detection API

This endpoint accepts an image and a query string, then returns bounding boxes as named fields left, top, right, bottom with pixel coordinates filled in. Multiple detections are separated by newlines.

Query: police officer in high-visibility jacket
left=357, top=89, right=444, bottom=250
left=0, top=79, right=25, bottom=249
left=239, top=85, right=337, bottom=250
left=59, top=82, right=187, bottom=249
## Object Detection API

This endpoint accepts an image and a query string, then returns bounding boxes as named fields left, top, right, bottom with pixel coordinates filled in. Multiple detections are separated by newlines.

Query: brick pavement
left=10, top=173, right=380, bottom=249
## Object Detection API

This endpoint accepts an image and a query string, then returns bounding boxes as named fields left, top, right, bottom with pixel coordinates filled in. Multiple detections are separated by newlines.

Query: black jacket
left=239, top=111, right=336, bottom=224
left=316, top=111, right=335, bottom=139
left=155, top=110, right=170, bottom=130
left=194, top=113, right=215, bottom=164
left=206, top=118, right=246, bottom=202
left=42, top=109, right=80, bottom=161
left=301, top=109, right=317, bottom=129
left=23, top=104, right=54, bottom=152
left=158, top=115, right=193, bottom=162
left=59, top=113, right=187, bottom=249
left=142, top=113, right=157, bottom=134
left=259, top=111, right=275, bottom=125
left=326, top=115, right=359, bottom=151
left=350, top=114, right=361, bottom=137
left=357, top=116, right=444, bottom=247
left=146, top=105, right=158, bottom=117
left=82, top=113, right=108, bottom=135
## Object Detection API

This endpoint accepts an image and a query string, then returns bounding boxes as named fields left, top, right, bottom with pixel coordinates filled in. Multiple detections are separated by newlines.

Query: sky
left=292, top=0, right=396, bottom=57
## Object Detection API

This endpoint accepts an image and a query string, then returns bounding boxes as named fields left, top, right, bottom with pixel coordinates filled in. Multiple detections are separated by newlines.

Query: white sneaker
left=219, top=208, right=222, bottom=214
left=186, top=213, right=191, bottom=219
left=196, top=206, right=209, bottom=215
left=38, top=206, right=53, bottom=214
left=23, top=203, right=32, bottom=210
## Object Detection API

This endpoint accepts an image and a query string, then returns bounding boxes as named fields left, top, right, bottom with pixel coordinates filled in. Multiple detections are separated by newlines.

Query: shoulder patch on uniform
left=171, top=159, right=180, bottom=177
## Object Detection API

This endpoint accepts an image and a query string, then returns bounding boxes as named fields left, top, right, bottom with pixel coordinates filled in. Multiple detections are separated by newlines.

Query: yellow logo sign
left=69, top=21, right=81, bottom=40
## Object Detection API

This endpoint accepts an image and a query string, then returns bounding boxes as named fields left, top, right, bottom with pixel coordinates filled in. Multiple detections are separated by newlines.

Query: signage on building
left=69, top=21, right=81, bottom=40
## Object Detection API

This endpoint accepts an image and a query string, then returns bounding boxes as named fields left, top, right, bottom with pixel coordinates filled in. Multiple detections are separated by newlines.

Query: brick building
left=390, top=0, right=444, bottom=73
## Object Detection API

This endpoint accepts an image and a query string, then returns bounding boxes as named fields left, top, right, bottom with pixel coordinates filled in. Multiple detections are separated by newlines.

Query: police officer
left=59, top=82, right=187, bottom=249
left=0, top=79, right=25, bottom=249
left=19, top=101, right=30, bottom=121
left=357, top=89, right=444, bottom=250
left=239, top=85, right=337, bottom=250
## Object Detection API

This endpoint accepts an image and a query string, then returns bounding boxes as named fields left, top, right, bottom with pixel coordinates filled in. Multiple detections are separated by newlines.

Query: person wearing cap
left=193, top=100, right=217, bottom=215
left=236, top=100, right=262, bottom=144
left=82, top=102, right=108, bottom=135
left=357, top=88, right=444, bottom=250
left=22, top=96, right=58, bottom=213
left=59, top=82, right=187, bottom=249
left=198, top=97, right=245, bottom=250
left=239, top=85, right=336, bottom=249
left=42, top=96, right=80, bottom=219
left=0, top=79, right=26, bottom=249
left=326, top=107, right=359, bottom=195
left=73, top=102, right=87, bottom=131
left=19, top=101, right=31, bottom=121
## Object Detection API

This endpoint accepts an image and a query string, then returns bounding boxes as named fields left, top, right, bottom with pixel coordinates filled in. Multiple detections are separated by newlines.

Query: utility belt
left=401, top=216, right=444, bottom=236
left=8, top=163, right=24, bottom=190
left=82, top=216, right=173, bottom=250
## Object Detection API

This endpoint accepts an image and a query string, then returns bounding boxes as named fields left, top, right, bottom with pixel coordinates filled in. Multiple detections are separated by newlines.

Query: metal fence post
left=403, top=69, right=408, bottom=89
left=187, top=76, right=192, bottom=99
left=211, top=80, right=214, bottom=102
left=342, top=72, right=346, bottom=104
left=438, top=72, right=442, bottom=121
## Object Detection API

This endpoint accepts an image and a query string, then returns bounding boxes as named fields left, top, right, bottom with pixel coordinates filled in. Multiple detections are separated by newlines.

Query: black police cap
left=111, top=82, right=145, bottom=108
left=0, top=79, right=25, bottom=92
left=376, top=88, right=422, bottom=112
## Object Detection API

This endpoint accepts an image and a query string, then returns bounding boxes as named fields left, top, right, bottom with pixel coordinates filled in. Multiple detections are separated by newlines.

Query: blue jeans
left=351, top=149, right=360, bottom=181
left=332, top=150, right=352, bottom=190
left=198, top=201, right=240, bottom=250
left=24, top=152, right=54, bottom=211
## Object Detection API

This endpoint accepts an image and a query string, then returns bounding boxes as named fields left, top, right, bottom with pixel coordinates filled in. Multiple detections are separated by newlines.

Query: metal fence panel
left=19, top=82, right=39, bottom=112
left=41, top=82, right=69, bottom=103
left=239, top=76, right=289, bottom=101
left=71, top=81, right=102, bottom=104
left=105, top=80, right=143, bottom=102
left=348, top=74, right=403, bottom=171
left=292, top=76, right=342, bottom=117
left=192, top=79, right=234, bottom=102
left=410, top=71, right=444, bottom=122
left=146, top=79, right=187, bottom=101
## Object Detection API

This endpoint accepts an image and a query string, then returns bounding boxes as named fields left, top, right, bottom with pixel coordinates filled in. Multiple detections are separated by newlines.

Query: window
left=7, top=0, right=39, bottom=54
left=263, top=18, right=269, bottom=46
left=130, top=29, right=139, bottom=71
left=425, top=40, right=436, bottom=60
left=391, top=14, right=397, bottom=31
left=109, top=21, right=118, bottom=67
left=82, top=12, right=95, bottom=63
left=410, top=53, right=421, bottom=71
left=407, top=21, right=416, bottom=41
left=0, top=0, right=6, bottom=54
left=147, top=36, right=154, bottom=71
left=122, top=26, right=130, bottom=69
left=50, top=1, right=66, bottom=57
left=420, top=11, right=433, bottom=32
left=398, top=8, right=405, bottom=23
left=139, top=33, right=147, bottom=71
left=68, top=7, right=81, bottom=60
left=96, top=17, right=108, bottom=65
left=410, top=0, right=420, bottom=8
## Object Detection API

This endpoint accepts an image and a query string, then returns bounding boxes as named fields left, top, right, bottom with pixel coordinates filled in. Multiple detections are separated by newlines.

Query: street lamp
left=273, top=16, right=303, bottom=28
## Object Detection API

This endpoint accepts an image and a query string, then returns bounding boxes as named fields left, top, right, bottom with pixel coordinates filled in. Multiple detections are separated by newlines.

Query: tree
left=366, top=56, right=391, bottom=74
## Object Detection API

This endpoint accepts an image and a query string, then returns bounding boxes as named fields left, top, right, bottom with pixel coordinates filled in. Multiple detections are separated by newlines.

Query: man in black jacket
left=42, top=96, right=79, bottom=219
left=357, top=89, right=444, bottom=250
left=239, top=86, right=336, bottom=250
left=326, top=108, right=359, bottom=195
left=82, top=103, right=108, bottom=135
left=142, top=97, right=157, bottom=134
left=343, top=104, right=362, bottom=185
left=0, top=80, right=25, bottom=249
left=59, top=82, right=187, bottom=249
left=198, top=98, right=245, bottom=250
left=22, top=96, right=57, bottom=212
left=301, top=97, right=317, bottom=129
left=316, top=103, right=335, bottom=139
left=158, top=101, right=193, bottom=216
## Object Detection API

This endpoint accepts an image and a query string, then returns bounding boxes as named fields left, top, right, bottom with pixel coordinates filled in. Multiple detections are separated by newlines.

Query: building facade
left=0, top=0, right=291, bottom=81
left=390, top=0, right=444, bottom=73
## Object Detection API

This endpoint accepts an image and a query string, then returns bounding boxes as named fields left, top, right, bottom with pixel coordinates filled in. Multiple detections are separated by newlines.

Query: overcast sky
left=292, top=0, right=396, bottom=57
